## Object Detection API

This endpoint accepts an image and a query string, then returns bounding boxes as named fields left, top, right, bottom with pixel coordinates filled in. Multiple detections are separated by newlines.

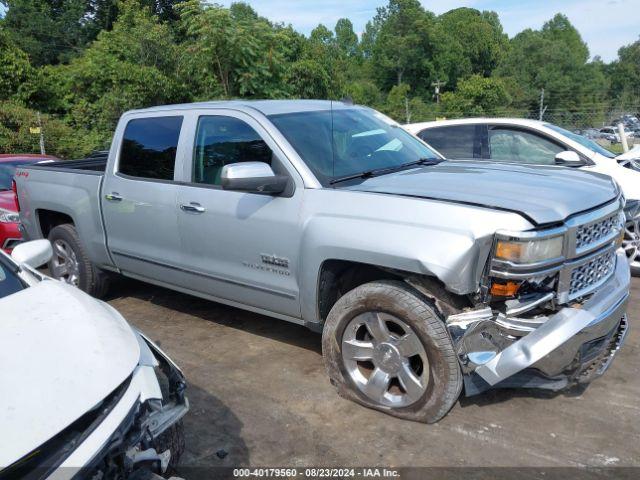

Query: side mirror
left=221, top=162, right=288, bottom=195
left=555, top=150, right=584, bottom=166
left=11, top=239, right=52, bottom=268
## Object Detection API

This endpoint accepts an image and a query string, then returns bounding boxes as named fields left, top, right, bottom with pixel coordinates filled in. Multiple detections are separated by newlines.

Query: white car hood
left=0, top=280, right=140, bottom=467
left=588, top=156, right=640, bottom=201
left=616, top=144, right=640, bottom=160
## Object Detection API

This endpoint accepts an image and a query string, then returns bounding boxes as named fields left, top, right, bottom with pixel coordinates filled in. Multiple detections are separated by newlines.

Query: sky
left=0, top=1, right=638, bottom=61
left=216, top=0, right=640, bottom=62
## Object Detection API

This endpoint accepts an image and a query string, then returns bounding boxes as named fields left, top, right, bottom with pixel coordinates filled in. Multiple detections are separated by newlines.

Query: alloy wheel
left=51, top=239, right=80, bottom=286
left=623, top=218, right=640, bottom=269
left=341, top=312, right=429, bottom=408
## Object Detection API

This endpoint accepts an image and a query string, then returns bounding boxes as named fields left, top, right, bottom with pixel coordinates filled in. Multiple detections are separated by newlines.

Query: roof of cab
left=126, top=99, right=359, bottom=117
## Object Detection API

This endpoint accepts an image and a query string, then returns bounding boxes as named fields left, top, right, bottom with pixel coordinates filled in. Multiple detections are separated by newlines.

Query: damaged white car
left=0, top=240, right=188, bottom=479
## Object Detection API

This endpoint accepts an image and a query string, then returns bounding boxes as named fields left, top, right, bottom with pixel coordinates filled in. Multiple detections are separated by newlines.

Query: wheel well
left=317, top=260, right=472, bottom=323
left=317, top=260, right=402, bottom=322
left=37, top=210, right=74, bottom=238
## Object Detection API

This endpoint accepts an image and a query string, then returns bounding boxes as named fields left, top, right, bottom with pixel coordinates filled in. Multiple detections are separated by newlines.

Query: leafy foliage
left=440, top=75, right=511, bottom=116
left=0, top=1, right=634, bottom=158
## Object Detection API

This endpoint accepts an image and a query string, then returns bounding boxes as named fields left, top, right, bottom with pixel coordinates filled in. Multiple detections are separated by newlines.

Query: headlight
left=495, top=236, right=564, bottom=264
left=0, top=208, right=19, bottom=223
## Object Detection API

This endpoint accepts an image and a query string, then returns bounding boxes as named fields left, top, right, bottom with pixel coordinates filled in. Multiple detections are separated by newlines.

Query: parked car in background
left=0, top=240, right=188, bottom=478
left=14, top=100, right=630, bottom=422
left=576, top=128, right=602, bottom=140
left=0, top=154, right=57, bottom=252
left=406, top=118, right=640, bottom=275
left=600, top=126, right=635, bottom=142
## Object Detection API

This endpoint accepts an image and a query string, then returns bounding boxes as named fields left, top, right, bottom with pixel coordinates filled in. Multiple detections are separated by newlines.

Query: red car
left=0, top=154, right=57, bottom=251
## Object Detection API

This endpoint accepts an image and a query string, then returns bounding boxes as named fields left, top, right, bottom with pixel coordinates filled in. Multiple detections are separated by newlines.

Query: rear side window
left=418, top=125, right=478, bottom=159
left=119, top=116, right=184, bottom=180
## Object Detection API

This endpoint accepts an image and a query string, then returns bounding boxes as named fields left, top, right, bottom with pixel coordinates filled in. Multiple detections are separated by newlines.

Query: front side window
left=193, top=116, right=273, bottom=186
left=489, top=127, right=564, bottom=165
left=545, top=124, right=615, bottom=159
left=268, top=108, right=440, bottom=186
left=119, top=116, right=184, bottom=180
left=418, top=125, right=479, bottom=159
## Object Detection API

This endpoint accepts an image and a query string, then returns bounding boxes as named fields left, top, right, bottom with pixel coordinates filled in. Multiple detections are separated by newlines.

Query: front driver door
left=175, top=111, right=303, bottom=319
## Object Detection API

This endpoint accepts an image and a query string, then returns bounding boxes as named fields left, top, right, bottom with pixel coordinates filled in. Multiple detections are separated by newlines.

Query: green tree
left=0, top=100, right=98, bottom=157
left=285, top=59, right=331, bottom=98
left=42, top=0, right=185, bottom=143
left=367, top=0, right=437, bottom=95
left=433, top=8, right=508, bottom=87
left=496, top=14, right=607, bottom=115
left=177, top=0, right=289, bottom=98
left=335, top=18, right=358, bottom=57
left=0, top=29, right=35, bottom=101
left=609, top=38, right=640, bottom=101
left=0, top=1, right=188, bottom=65
left=440, top=74, right=511, bottom=116
left=0, top=0, right=90, bottom=65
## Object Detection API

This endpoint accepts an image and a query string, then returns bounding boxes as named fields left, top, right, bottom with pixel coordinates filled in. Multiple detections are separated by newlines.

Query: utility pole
left=405, top=97, right=411, bottom=124
left=432, top=79, right=446, bottom=104
left=37, top=111, right=45, bottom=155
left=538, top=88, right=547, bottom=121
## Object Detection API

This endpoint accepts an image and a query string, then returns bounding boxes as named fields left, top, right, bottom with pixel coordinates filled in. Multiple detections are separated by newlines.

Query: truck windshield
left=545, top=124, right=616, bottom=159
left=0, top=255, right=24, bottom=299
left=268, top=107, right=441, bottom=186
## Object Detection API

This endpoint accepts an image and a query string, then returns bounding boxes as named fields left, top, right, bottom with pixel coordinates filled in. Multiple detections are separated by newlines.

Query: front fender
left=297, top=190, right=533, bottom=326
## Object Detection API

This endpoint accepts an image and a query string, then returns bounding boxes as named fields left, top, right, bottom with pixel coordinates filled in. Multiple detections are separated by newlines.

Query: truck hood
left=0, top=280, right=140, bottom=467
left=344, top=161, right=618, bottom=225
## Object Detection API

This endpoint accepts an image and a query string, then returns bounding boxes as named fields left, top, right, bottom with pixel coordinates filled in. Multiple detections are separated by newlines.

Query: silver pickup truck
left=15, top=100, right=630, bottom=423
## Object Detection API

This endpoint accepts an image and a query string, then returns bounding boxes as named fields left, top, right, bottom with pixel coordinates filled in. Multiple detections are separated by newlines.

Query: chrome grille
left=575, top=214, right=620, bottom=251
left=569, top=249, right=616, bottom=298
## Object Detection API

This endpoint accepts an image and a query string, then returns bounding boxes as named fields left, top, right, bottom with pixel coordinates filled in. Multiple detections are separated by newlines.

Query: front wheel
left=322, top=280, right=462, bottom=423
left=622, top=217, right=640, bottom=276
left=47, top=223, right=110, bottom=297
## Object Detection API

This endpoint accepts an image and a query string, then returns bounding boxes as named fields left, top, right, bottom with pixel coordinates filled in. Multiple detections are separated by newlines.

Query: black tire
left=322, top=280, right=462, bottom=423
left=47, top=223, right=110, bottom=298
left=631, top=264, right=640, bottom=277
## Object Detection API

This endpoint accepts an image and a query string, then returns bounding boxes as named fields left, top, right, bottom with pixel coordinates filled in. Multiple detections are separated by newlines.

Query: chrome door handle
left=180, top=202, right=206, bottom=213
left=105, top=192, right=123, bottom=202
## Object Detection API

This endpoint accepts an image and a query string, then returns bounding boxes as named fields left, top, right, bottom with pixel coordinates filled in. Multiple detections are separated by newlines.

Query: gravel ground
left=107, top=276, right=640, bottom=473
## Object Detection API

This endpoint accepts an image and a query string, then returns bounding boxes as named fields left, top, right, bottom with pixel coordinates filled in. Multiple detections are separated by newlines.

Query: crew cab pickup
left=15, top=100, right=630, bottom=422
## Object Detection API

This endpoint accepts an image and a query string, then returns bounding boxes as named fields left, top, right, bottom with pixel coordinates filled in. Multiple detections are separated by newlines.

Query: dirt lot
left=107, top=277, right=640, bottom=471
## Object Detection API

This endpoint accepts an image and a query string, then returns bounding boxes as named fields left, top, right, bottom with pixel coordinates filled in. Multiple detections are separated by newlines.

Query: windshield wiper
left=330, top=158, right=441, bottom=185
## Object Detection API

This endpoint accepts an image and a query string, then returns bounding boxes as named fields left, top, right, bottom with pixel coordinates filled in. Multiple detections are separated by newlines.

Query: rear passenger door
left=416, top=125, right=484, bottom=159
left=174, top=110, right=303, bottom=319
left=102, top=113, right=187, bottom=286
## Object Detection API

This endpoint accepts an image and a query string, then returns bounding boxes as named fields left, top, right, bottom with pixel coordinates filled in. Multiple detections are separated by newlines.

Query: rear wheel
left=47, top=223, right=110, bottom=297
left=322, top=280, right=462, bottom=423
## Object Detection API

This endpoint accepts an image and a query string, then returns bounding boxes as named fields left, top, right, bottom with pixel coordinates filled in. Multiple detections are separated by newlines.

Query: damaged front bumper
left=58, top=333, right=189, bottom=479
left=448, top=250, right=630, bottom=396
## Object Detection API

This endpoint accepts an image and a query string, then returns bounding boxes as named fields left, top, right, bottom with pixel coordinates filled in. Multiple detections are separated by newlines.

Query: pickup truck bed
left=17, top=155, right=112, bottom=268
